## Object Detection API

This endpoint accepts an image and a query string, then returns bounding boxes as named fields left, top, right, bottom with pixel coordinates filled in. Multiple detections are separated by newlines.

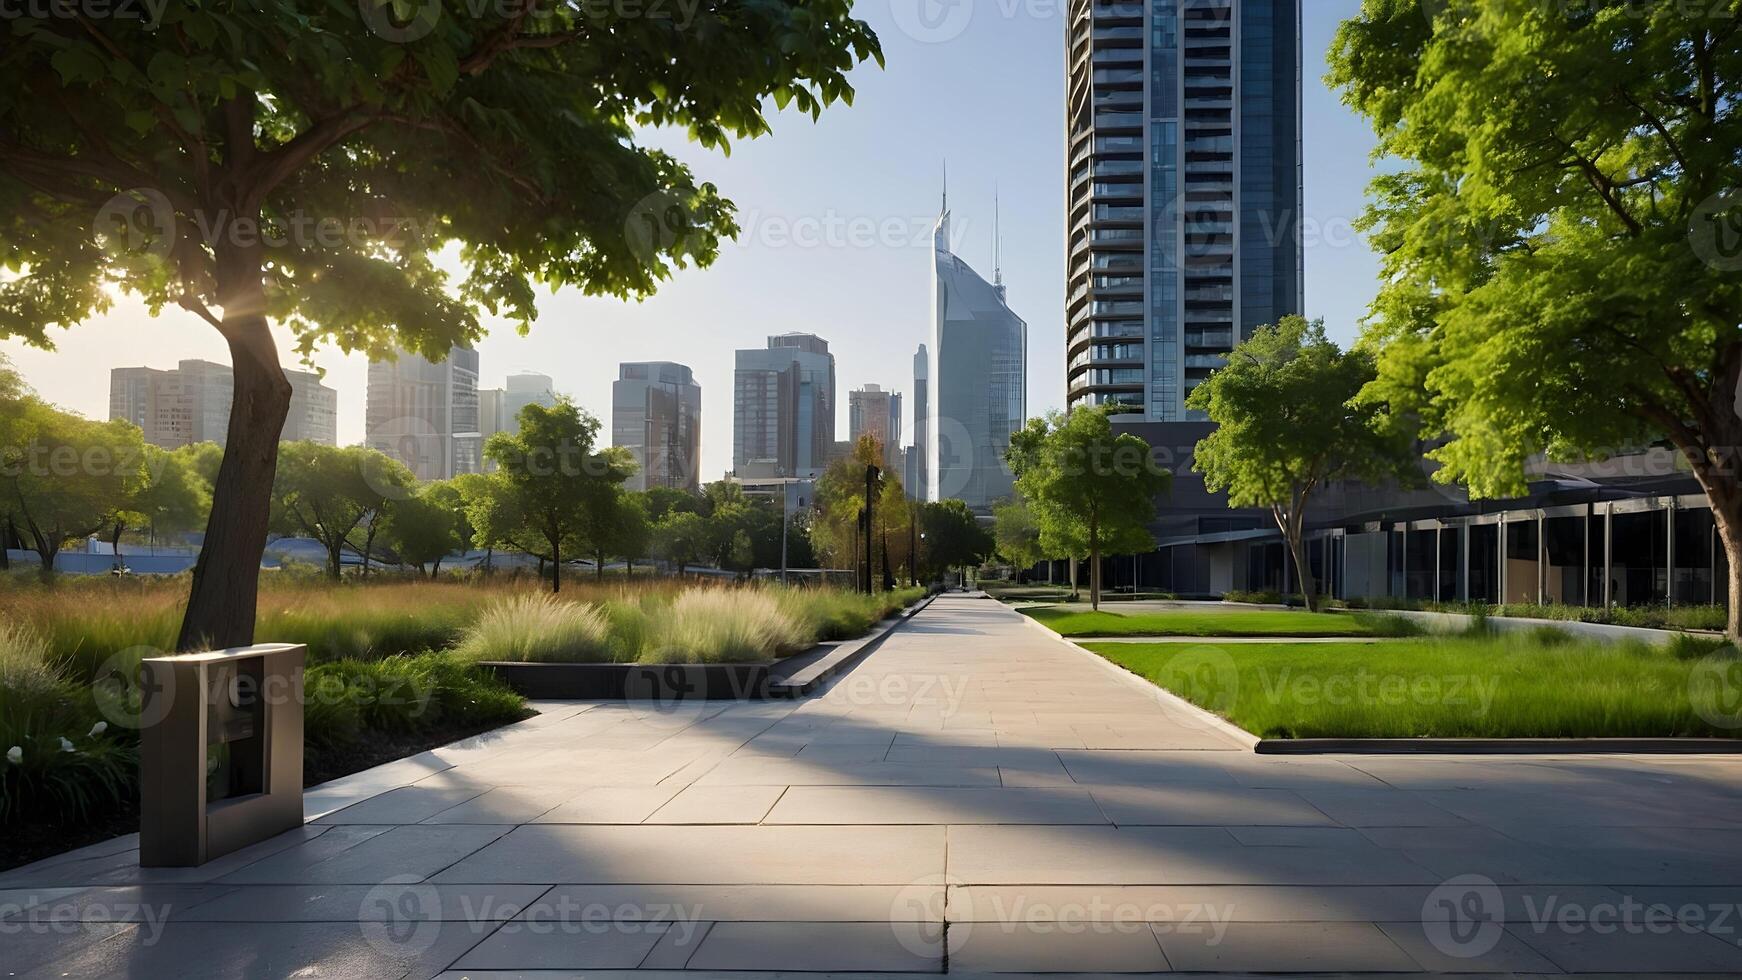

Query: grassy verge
left=1022, top=605, right=1386, bottom=637
left=1081, top=632, right=1742, bottom=739
left=1349, top=596, right=1727, bottom=633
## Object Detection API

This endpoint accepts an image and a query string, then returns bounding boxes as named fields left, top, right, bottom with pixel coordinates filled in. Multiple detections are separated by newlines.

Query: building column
left=1582, top=505, right=1591, bottom=608
left=1400, top=526, right=1409, bottom=600
left=1434, top=527, right=1442, bottom=603
left=1460, top=523, right=1471, bottom=602
left=1666, top=499, right=1676, bottom=608
left=1537, top=513, right=1547, bottom=606
left=1603, top=502, right=1614, bottom=608
left=1498, top=514, right=1508, bottom=606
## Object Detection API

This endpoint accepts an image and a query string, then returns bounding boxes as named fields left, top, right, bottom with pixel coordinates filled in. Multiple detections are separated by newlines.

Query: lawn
left=1081, top=632, right=1742, bottom=739
left=1022, top=605, right=1380, bottom=637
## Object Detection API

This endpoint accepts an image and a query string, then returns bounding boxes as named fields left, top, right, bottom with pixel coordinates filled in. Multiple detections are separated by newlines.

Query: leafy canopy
left=1188, top=316, right=1417, bottom=511
left=1327, top=0, right=1742, bottom=497
left=2, top=0, right=883, bottom=358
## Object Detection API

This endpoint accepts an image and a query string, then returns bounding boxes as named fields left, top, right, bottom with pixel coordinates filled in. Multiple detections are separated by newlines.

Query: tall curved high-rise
left=1065, top=0, right=1302, bottom=419
left=929, top=201, right=1027, bottom=511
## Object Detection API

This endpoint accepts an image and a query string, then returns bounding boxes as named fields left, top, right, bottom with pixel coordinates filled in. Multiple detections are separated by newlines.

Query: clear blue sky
left=3, top=0, right=1380, bottom=483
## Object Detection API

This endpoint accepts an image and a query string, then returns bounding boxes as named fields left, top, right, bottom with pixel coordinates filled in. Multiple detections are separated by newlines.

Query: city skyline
left=2, top=0, right=1377, bottom=485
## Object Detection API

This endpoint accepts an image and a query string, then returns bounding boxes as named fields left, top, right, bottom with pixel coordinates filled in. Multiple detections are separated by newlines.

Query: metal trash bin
left=138, top=643, right=306, bottom=867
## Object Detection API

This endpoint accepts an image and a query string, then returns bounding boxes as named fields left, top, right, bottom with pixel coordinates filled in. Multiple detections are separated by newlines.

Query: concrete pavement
left=4, top=593, right=1742, bottom=976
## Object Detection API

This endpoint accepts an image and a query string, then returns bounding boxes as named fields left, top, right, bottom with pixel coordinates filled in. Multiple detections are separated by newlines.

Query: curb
left=1016, top=613, right=1259, bottom=750
left=766, top=592, right=937, bottom=698
left=1257, top=737, right=1742, bottom=755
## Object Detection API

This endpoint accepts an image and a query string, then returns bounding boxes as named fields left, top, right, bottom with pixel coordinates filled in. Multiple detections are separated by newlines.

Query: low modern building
left=911, top=344, right=929, bottom=500
left=365, top=345, right=483, bottom=481
left=503, top=372, right=557, bottom=431
left=1074, top=422, right=1727, bottom=612
left=732, top=333, right=836, bottom=479
left=109, top=360, right=336, bottom=448
left=613, top=361, right=702, bottom=492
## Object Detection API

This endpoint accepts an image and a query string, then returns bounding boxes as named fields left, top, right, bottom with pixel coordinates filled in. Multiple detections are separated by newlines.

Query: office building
left=502, top=372, right=557, bottom=432
left=911, top=344, right=929, bottom=500
left=613, top=361, right=702, bottom=492
left=929, top=197, right=1027, bottom=511
left=108, top=360, right=336, bottom=448
left=1065, top=0, right=1303, bottom=418
left=732, top=333, right=836, bottom=479
left=365, top=345, right=482, bottom=481
left=847, top=383, right=903, bottom=472
left=477, top=387, right=505, bottom=441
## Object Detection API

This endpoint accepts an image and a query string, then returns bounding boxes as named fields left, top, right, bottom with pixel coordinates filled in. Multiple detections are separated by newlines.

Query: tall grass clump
left=452, top=594, right=616, bottom=663
left=644, top=589, right=810, bottom=664
left=303, top=652, right=530, bottom=752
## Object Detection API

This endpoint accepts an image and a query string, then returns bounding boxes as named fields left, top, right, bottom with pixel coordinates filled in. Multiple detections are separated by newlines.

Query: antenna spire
left=941, top=159, right=948, bottom=214
left=994, top=183, right=1003, bottom=288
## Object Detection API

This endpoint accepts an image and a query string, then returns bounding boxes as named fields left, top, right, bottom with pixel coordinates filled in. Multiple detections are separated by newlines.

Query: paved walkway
left=5, top=594, right=1742, bottom=977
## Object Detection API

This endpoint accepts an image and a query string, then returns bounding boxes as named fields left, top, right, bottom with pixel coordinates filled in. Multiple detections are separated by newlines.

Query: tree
left=0, top=400, right=146, bottom=580
left=270, top=442, right=413, bottom=580
left=123, top=444, right=212, bottom=555
left=1329, top=1, right=1742, bottom=635
left=2, top=3, right=881, bottom=649
left=454, top=471, right=521, bottom=575
left=643, top=485, right=703, bottom=523
left=992, top=493, right=1046, bottom=577
left=1188, top=317, right=1418, bottom=610
left=920, top=499, right=995, bottom=584
left=572, top=453, right=642, bottom=579
left=1007, top=407, right=1171, bottom=610
left=486, top=400, right=625, bottom=592
left=653, top=510, right=709, bottom=575
left=382, top=483, right=469, bottom=578
left=810, top=435, right=911, bottom=586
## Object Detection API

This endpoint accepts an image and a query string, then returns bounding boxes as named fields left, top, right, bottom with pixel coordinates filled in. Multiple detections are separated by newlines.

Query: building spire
left=941, top=159, right=948, bottom=215
left=993, top=183, right=1003, bottom=288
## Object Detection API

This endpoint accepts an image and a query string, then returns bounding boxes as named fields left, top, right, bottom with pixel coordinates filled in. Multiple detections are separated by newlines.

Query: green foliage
left=992, top=494, right=1046, bottom=570
left=1327, top=1, right=1742, bottom=634
left=302, top=653, right=528, bottom=753
left=1007, top=406, right=1170, bottom=608
left=1088, top=633, right=1742, bottom=739
left=809, top=437, right=913, bottom=576
left=1189, top=317, right=1419, bottom=610
left=641, top=588, right=810, bottom=664
left=652, top=510, right=710, bottom=573
left=271, top=442, right=414, bottom=579
left=0, top=623, right=136, bottom=825
left=451, top=594, right=617, bottom=664
left=920, top=499, right=995, bottom=577
left=381, top=483, right=469, bottom=576
left=484, top=400, right=628, bottom=591
left=0, top=395, right=147, bottom=577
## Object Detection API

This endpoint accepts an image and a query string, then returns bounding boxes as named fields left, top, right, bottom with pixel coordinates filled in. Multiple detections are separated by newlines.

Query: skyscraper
left=109, top=360, right=335, bottom=448
left=613, top=361, right=702, bottom=492
left=502, top=372, right=557, bottom=431
left=365, top=345, right=482, bottom=481
left=847, top=383, right=902, bottom=472
left=1065, top=0, right=1302, bottom=419
left=732, top=333, right=836, bottom=479
left=930, top=197, right=1027, bottom=511
left=911, top=344, right=929, bottom=501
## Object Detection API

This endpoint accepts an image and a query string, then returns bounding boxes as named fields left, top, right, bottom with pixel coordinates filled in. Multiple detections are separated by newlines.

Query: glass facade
left=1066, top=0, right=1301, bottom=419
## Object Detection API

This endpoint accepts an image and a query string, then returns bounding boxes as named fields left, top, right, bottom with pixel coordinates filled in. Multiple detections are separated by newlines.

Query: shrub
left=304, top=653, right=529, bottom=752
left=452, top=594, right=616, bottom=664
left=1351, top=613, right=1426, bottom=637
left=644, top=589, right=809, bottom=664
left=0, top=624, right=137, bottom=825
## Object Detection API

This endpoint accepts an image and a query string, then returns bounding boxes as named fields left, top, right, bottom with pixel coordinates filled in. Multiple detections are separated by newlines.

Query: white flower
left=5, top=746, right=20, bottom=765
left=87, top=721, right=108, bottom=738
left=58, top=737, right=74, bottom=753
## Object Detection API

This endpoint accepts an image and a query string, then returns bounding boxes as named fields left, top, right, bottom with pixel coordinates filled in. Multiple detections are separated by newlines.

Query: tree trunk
left=550, top=537, right=562, bottom=593
left=111, top=520, right=125, bottom=569
left=175, top=271, right=292, bottom=651
left=431, top=557, right=442, bottom=580
left=1689, top=464, right=1742, bottom=643
left=596, top=549, right=606, bottom=580
left=1089, top=546, right=1102, bottom=611
left=1273, top=505, right=1316, bottom=612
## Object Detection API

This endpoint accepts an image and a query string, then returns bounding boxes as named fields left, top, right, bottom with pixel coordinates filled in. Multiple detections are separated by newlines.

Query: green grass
left=1022, top=606, right=1382, bottom=637
left=1082, top=632, right=1742, bottom=739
